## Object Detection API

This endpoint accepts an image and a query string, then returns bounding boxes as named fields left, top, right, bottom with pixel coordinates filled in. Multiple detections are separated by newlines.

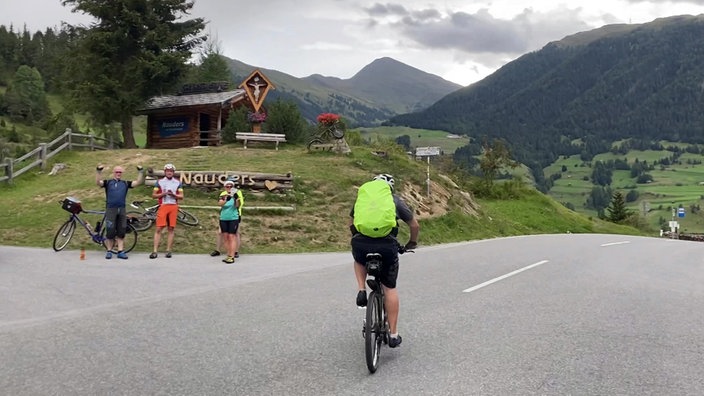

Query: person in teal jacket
left=217, top=179, right=241, bottom=264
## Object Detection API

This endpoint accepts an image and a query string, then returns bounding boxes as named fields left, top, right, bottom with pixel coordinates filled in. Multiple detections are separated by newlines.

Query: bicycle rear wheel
left=127, top=211, right=153, bottom=232
left=177, top=208, right=198, bottom=226
left=365, top=290, right=384, bottom=373
left=53, top=219, right=76, bottom=251
left=100, top=223, right=138, bottom=253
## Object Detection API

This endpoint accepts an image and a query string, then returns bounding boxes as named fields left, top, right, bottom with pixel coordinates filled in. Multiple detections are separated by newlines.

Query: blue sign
left=678, top=208, right=685, bottom=218
left=158, top=117, right=189, bottom=137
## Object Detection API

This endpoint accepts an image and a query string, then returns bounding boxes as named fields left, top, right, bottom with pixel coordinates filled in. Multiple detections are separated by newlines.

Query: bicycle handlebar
left=398, top=245, right=415, bottom=254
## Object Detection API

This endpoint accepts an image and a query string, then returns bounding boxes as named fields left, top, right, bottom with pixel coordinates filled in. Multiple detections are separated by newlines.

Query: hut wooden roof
left=138, top=89, right=247, bottom=113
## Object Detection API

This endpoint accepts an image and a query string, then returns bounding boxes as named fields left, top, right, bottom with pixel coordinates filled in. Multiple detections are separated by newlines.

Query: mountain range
left=388, top=14, right=704, bottom=184
left=224, top=56, right=461, bottom=127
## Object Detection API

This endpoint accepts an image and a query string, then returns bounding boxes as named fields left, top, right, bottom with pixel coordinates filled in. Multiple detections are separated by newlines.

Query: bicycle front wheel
left=100, top=223, right=138, bottom=253
left=365, top=290, right=384, bottom=373
left=177, top=208, right=199, bottom=226
left=307, top=138, right=325, bottom=151
left=53, top=219, right=76, bottom=251
left=127, top=211, right=153, bottom=232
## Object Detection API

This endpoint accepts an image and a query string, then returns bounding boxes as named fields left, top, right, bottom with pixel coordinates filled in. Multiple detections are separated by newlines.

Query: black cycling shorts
left=351, top=234, right=399, bottom=289
left=219, top=219, right=240, bottom=235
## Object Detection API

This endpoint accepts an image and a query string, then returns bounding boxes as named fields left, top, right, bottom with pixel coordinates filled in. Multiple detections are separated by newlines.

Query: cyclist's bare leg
left=166, top=227, right=175, bottom=252
left=105, top=238, right=114, bottom=252
left=216, top=231, right=224, bottom=252
left=225, top=233, right=235, bottom=257
left=234, top=229, right=241, bottom=254
left=382, top=286, right=399, bottom=334
left=354, top=261, right=367, bottom=290
left=152, top=226, right=163, bottom=252
left=115, top=237, right=124, bottom=251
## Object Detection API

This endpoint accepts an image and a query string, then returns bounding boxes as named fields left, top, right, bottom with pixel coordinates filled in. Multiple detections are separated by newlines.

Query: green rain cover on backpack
left=353, top=179, right=397, bottom=238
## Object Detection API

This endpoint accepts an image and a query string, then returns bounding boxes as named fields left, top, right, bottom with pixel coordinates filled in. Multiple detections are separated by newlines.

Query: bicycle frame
left=53, top=203, right=138, bottom=253
left=129, top=200, right=198, bottom=228
left=75, top=209, right=107, bottom=243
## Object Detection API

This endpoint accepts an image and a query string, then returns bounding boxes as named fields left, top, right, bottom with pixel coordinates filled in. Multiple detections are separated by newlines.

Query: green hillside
left=0, top=141, right=644, bottom=255
left=389, top=15, right=704, bottom=191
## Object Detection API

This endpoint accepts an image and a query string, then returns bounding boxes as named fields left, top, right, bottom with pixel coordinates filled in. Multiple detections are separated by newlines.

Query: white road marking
left=463, top=260, right=549, bottom=293
left=601, top=241, right=630, bottom=247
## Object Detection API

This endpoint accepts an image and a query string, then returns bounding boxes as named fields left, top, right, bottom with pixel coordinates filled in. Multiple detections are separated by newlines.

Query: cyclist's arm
left=95, top=169, right=104, bottom=187
left=130, top=169, right=145, bottom=187
left=174, top=187, right=184, bottom=201
left=395, top=197, right=419, bottom=245
left=152, top=184, right=164, bottom=199
left=405, top=217, right=420, bottom=245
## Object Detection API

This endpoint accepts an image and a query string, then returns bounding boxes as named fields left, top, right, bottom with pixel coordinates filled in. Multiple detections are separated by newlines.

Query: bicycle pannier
left=62, top=197, right=82, bottom=214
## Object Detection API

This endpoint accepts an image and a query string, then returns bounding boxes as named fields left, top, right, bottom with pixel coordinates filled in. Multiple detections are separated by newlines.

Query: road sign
left=415, top=146, right=441, bottom=157
left=678, top=208, right=685, bottom=218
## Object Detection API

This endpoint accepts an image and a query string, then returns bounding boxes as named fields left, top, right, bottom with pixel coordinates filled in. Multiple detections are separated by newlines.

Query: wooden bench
left=235, top=132, right=287, bottom=150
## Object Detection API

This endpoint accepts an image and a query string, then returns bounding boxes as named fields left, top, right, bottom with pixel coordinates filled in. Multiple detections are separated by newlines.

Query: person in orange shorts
left=150, top=163, right=184, bottom=259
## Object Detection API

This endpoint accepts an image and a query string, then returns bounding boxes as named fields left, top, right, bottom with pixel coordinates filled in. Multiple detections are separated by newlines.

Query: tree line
left=0, top=1, right=302, bottom=155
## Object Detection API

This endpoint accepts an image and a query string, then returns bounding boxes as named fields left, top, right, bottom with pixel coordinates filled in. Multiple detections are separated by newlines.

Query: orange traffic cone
left=80, top=247, right=86, bottom=260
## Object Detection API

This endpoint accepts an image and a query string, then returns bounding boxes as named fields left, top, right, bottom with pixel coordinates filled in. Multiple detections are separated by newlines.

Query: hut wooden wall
left=146, top=105, right=223, bottom=149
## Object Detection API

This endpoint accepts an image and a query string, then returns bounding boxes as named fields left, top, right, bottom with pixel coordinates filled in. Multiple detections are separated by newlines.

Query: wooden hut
left=138, top=81, right=247, bottom=149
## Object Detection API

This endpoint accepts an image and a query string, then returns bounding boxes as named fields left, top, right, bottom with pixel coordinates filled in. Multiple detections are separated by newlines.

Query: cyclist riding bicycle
left=349, top=173, right=419, bottom=348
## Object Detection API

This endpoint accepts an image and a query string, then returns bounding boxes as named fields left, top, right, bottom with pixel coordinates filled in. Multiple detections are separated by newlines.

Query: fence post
left=89, top=134, right=95, bottom=151
left=66, top=128, right=73, bottom=150
left=4, top=158, right=13, bottom=184
left=39, top=143, right=48, bottom=171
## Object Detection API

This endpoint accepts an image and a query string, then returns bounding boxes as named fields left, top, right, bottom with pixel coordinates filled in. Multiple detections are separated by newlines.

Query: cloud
left=365, top=4, right=593, bottom=56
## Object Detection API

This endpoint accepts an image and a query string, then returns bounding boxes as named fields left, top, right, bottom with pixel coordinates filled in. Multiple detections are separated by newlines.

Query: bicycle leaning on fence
left=53, top=197, right=138, bottom=253
left=127, top=200, right=199, bottom=232
left=362, top=244, right=413, bottom=373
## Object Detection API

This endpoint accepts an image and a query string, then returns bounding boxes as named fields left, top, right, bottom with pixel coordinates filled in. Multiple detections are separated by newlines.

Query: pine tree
left=606, top=191, right=631, bottom=223
left=61, top=0, right=206, bottom=148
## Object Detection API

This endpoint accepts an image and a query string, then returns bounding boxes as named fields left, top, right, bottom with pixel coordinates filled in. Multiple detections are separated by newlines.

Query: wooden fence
left=1, top=128, right=114, bottom=183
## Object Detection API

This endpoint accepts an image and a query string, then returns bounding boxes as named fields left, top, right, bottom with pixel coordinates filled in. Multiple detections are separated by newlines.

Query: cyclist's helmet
left=373, top=173, right=395, bottom=191
left=164, top=163, right=175, bottom=171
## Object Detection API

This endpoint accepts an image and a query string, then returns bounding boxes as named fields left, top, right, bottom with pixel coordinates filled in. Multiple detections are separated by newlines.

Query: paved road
left=2, top=234, right=704, bottom=395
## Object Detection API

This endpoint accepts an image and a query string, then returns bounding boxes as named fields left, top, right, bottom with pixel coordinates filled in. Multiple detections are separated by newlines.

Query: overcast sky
left=3, top=1, right=704, bottom=86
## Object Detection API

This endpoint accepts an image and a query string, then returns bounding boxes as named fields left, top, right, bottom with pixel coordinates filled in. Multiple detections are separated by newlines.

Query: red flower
left=316, top=113, right=340, bottom=125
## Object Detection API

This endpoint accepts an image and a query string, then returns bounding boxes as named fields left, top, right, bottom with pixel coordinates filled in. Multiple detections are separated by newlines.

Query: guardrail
left=1, top=128, right=114, bottom=184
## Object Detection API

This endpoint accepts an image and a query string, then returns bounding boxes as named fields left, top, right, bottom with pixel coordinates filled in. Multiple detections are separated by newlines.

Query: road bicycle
left=53, top=197, right=138, bottom=253
left=127, top=200, right=199, bottom=232
left=362, top=245, right=412, bottom=373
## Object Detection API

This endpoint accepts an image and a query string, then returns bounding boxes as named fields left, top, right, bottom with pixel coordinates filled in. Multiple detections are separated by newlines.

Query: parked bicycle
left=127, top=200, right=199, bottom=232
left=362, top=244, right=412, bottom=373
left=307, top=123, right=345, bottom=150
left=53, top=197, right=138, bottom=252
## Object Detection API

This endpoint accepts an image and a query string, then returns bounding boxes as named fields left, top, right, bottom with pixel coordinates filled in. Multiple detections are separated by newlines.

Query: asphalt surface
left=2, top=234, right=704, bottom=395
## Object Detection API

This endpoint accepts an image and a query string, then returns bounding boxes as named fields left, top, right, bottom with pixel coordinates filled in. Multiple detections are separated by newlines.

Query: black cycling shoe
left=356, top=290, right=367, bottom=307
left=389, top=335, right=402, bottom=348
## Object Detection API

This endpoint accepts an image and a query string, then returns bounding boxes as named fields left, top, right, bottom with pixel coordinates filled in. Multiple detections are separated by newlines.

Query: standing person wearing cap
left=217, top=179, right=241, bottom=264
left=150, top=163, right=183, bottom=259
left=210, top=179, right=244, bottom=258
left=95, top=164, right=144, bottom=259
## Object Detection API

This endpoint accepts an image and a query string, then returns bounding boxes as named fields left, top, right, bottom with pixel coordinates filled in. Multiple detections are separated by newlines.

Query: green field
left=545, top=147, right=704, bottom=233
left=352, top=126, right=470, bottom=154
